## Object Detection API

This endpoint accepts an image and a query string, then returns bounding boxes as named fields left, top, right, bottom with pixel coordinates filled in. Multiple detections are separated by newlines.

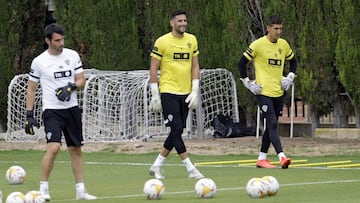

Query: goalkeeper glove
left=25, top=110, right=40, bottom=135
left=240, top=77, right=262, bottom=95
left=185, top=79, right=200, bottom=109
left=281, top=72, right=295, bottom=91
left=55, top=82, right=77, bottom=101
left=149, top=83, right=162, bottom=112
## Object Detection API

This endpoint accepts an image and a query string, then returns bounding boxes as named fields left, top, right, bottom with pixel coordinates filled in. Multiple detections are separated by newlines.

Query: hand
left=185, top=79, right=200, bottom=109
left=25, top=110, right=40, bottom=135
left=281, top=72, right=295, bottom=91
left=55, top=82, right=77, bottom=101
left=240, top=77, right=262, bottom=95
left=149, top=83, right=162, bottom=112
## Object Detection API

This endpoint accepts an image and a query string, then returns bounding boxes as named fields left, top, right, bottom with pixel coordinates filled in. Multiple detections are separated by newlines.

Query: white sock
left=153, top=154, right=166, bottom=166
left=76, top=182, right=86, bottom=194
left=40, top=181, right=49, bottom=192
left=278, top=152, right=286, bottom=161
left=182, top=157, right=195, bottom=172
left=258, top=152, right=267, bottom=160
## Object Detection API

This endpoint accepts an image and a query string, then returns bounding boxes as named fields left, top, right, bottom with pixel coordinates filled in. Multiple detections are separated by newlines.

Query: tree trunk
left=310, top=105, right=320, bottom=137
left=332, top=95, right=349, bottom=128
left=355, top=107, right=360, bottom=128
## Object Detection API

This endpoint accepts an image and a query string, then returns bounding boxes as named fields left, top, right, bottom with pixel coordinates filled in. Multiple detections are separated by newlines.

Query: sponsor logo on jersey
left=173, top=52, right=190, bottom=60
left=268, top=58, right=282, bottom=66
left=54, top=70, right=72, bottom=79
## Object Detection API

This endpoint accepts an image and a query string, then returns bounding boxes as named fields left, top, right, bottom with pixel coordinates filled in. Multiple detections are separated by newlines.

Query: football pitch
left=0, top=150, right=360, bottom=202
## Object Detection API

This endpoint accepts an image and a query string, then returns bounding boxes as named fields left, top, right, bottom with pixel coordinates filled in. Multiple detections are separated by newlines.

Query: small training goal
left=6, top=68, right=238, bottom=142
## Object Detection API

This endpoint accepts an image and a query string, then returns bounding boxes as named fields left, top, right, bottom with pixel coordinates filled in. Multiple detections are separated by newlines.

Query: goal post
left=6, top=68, right=239, bottom=142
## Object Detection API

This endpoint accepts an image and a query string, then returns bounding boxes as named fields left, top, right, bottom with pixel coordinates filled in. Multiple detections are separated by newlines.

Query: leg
left=255, top=96, right=278, bottom=168
left=273, top=95, right=292, bottom=168
left=40, top=109, right=64, bottom=200
left=257, top=95, right=283, bottom=154
left=40, top=142, right=61, bottom=200
left=64, top=107, right=97, bottom=200
left=41, top=143, right=61, bottom=181
left=68, top=146, right=84, bottom=183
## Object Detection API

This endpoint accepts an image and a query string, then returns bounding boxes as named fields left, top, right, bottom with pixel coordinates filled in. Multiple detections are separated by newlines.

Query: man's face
left=171, top=14, right=187, bottom=34
left=46, top=33, right=64, bottom=54
left=267, top=24, right=283, bottom=42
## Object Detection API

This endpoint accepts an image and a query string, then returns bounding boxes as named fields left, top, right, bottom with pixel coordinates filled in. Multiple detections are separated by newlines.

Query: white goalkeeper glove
left=281, top=72, right=295, bottom=91
left=185, top=79, right=199, bottom=109
left=149, top=83, right=162, bottom=112
left=240, top=77, right=262, bottom=95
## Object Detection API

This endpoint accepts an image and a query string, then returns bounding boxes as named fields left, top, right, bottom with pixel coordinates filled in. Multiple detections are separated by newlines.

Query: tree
left=334, top=0, right=360, bottom=127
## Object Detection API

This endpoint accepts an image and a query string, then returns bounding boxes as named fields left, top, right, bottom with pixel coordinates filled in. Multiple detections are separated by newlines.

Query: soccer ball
left=24, top=191, right=45, bottom=203
left=5, top=166, right=26, bottom=185
left=194, top=178, right=217, bottom=198
left=143, top=179, right=165, bottom=200
left=246, top=177, right=267, bottom=198
left=261, top=176, right=279, bottom=196
left=5, top=192, right=25, bottom=203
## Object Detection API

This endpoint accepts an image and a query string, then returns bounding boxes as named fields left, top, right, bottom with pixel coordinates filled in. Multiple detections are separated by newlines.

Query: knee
left=47, top=143, right=61, bottom=154
left=267, top=117, right=278, bottom=129
left=170, top=125, right=184, bottom=137
left=68, top=146, right=82, bottom=156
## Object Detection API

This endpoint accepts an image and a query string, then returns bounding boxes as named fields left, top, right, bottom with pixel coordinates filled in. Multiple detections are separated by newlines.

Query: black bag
left=212, top=114, right=256, bottom=138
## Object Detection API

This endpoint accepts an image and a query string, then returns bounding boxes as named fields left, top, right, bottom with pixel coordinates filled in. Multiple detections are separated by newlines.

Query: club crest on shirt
left=65, top=59, right=70, bottom=66
left=187, top=42, right=192, bottom=49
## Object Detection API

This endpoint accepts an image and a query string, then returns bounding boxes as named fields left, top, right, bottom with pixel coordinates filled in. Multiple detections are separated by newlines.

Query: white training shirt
left=29, top=48, right=83, bottom=111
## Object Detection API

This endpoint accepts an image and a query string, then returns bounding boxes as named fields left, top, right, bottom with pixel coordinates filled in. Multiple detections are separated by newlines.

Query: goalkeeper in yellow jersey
left=237, top=15, right=297, bottom=169
left=148, top=10, right=204, bottom=179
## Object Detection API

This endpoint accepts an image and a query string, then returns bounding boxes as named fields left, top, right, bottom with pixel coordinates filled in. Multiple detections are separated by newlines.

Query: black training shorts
left=42, top=106, right=83, bottom=147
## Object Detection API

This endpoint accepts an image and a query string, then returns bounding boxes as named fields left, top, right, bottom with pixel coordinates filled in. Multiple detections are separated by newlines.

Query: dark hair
left=170, top=10, right=187, bottom=20
left=44, top=23, right=64, bottom=39
left=267, top=15, right=282, bottom=25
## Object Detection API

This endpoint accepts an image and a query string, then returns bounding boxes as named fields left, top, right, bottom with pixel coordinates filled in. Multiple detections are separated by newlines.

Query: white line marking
left=49, top=179, right=360, bottom=202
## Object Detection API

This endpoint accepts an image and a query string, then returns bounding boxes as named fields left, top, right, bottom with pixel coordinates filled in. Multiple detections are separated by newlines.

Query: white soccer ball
left=246, top=177, right=267, bottom=198
left=5, top=166, right=26, bottom=185
left=24, top=191, right=45, bottom=203
left=143, top=179, right=165, bottom=200
left=5, top=192, right=25, bottom=203
left=261, top=176, right=279, bottom=196
left=195, top=178, right=217, bottom=198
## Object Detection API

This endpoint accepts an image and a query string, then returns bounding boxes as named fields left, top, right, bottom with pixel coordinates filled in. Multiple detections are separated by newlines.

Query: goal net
left=6, top=68, right=238, bottom=142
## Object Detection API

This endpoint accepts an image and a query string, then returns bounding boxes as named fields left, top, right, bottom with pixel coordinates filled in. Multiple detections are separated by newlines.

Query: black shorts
left=161, top=93, right=189, bottom=129
left=42, top=106, right=83, bottom=147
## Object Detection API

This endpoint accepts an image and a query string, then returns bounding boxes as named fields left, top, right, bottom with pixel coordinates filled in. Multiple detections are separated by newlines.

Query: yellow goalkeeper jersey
left=243, top=36, right=294, bottom=97
left=150, top=32, right=199, bottom=94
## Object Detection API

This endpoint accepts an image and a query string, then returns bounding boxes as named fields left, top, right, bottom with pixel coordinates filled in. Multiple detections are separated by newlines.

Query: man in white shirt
left=25, top=23, right=96, bottom=201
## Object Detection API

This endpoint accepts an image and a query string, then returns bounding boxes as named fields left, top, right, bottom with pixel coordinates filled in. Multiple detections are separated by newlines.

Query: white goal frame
left=6, top=68, right=239, bottom=142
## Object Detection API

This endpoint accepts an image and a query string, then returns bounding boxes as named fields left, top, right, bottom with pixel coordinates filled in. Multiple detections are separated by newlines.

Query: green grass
left=0, top=150, right=360, bottom=202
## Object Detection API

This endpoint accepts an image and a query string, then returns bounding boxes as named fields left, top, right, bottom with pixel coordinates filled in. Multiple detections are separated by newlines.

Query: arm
left=25, top=80, right=40, bottom=134
left=149, top=57, right=160, bottom=83
left=191, top=55, right=200, bottom=80
left=281, top=57, right=298, bottom=91
left=289, top=57, right=297, bottom=74
left=74, top=72, right=86, bottom=89
left=237, top=55, right=262, bottom=95
left=237, top=55, right=249, bottom=79
left=185, top=55, right=200, bottom=109
left=148, top=57, right=162, bottom=112
left=26, top=80, right=38, bottom=111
